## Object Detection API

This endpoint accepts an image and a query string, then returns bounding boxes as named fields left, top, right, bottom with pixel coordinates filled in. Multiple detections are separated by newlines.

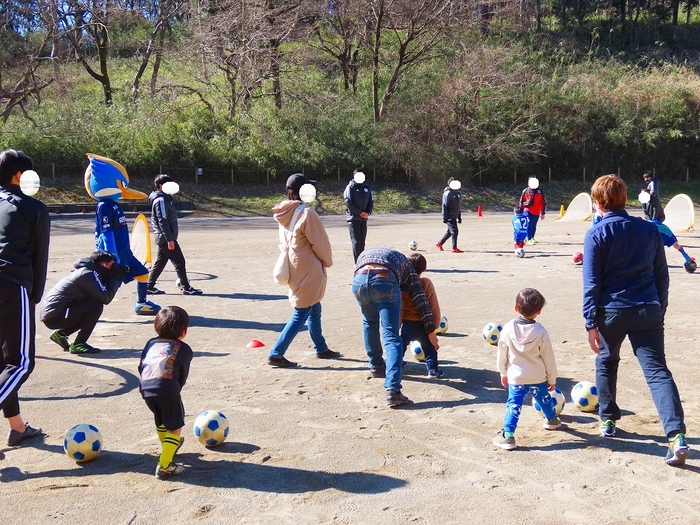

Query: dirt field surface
left=1, top=210, right=698, bottom=525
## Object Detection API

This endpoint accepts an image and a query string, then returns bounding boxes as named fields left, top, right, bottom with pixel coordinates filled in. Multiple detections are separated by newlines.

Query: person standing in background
left=518, top=176, right=546, bottom=244
left=344, top=169, right=374, bottom=263
left=436, top=178, right=463, bottom=253
left=0, top=149, right=50, bottom=454
left=641, top=170, right=665, bottom=222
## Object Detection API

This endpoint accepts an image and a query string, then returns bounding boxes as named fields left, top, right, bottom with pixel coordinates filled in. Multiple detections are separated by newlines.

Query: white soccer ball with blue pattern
left=435, top=315, right=449, bottom=334
left=408, top=240, right=418, bottom=251
left=571, top=381, right=599, bottom=413
left=193, top=410, right=229, bottom=447
left=482, top=322, right=502, bottom=345
left=409, top=340, right=426, bottom=362
left=64, top=423, right=103, bottom=462
left=532, top=387, right=566, bottom=416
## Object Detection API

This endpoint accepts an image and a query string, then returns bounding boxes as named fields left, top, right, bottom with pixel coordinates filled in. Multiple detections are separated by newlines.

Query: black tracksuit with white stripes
left=0, top=184, right=50, bottom=418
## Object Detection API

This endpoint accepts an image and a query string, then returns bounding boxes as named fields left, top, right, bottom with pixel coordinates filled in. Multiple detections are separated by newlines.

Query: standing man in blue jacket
left=582, top=174, right=689, bottom=467
left=0, top=149, right=50, bottom=453
left=146, top=174, right=202, bottom=295
left=344, top=169, right=374, bottom=263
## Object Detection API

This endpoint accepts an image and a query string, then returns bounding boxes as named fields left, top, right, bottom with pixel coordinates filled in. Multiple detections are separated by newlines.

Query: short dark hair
left=154, top=173, right=173, bottom=189
left=407, top=252, right=427, bottom=274
left=643, top=170, right=653, bottom=179
left=516, top=288, right=546, bottom=317
left=154, top=305, right=190, bottom=339
left=90, top=250, right=115, bottom=265
left=0, top=149, right=33, bottom=184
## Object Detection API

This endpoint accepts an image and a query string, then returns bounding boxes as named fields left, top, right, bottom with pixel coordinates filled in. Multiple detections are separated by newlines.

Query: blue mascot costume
left=85, top=154, right=161, bottom=315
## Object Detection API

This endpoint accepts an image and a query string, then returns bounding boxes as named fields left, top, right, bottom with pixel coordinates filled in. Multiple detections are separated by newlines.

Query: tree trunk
left=371, top=0, right=384, bottom=123
left=150, top=23, right=167, bottom=94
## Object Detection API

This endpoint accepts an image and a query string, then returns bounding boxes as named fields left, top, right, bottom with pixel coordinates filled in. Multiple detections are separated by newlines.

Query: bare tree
left=57, top=0, right=116, bottom=105
left=308, top=0, right=367, bottom=93
left=130, top=0, right=188, bottom=103
left=383, top=46, right=543, bottom=178
left=368, top=0, right=463, bottom=122
left=0, top=0, right=58, bottom=121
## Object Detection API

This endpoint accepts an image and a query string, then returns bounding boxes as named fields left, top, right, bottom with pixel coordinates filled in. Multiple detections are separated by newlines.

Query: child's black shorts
left=144, top=395, right=185, bottom=431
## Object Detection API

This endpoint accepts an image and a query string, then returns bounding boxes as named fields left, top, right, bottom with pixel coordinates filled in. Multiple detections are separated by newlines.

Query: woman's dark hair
left=154, top=305, right=190, bottom=339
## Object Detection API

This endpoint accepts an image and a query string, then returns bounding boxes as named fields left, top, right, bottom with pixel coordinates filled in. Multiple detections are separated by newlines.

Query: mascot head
left=84, top=154, right=147, bottom=201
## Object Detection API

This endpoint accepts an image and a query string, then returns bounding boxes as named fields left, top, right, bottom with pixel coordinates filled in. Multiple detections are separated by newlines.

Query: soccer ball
left=176, top=278, right=183, bottom=289
left=408, top=240, right=418, bottom=251
left=571, top=381, right=599, bottom=413
left=193, top=410, right=229, bottom=447
left=684, top=259, right=697, bottom=273
left=572, top=252, right=583, bottom=265
left=532, top=387, right=566, bottom=416
left=435, top=315, right=449, bottom=334
left=64, top=423, right=103, bottom=462
left=482, top=322, right=502, bottom=345
left=409, top=340, right=426, bottom=362
left=515, top=248, right=525, bottom=258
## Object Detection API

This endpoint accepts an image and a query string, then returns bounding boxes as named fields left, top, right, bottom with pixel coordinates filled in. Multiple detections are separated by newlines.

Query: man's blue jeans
left=269, top=302, right=328, bottom=358
left=352, top=271, right=403, bottom=392
left=595, top=304, right=685, bottom=437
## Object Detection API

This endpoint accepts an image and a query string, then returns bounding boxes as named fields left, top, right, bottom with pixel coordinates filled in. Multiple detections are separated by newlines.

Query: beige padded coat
left=272, top=199, right=333, bottom=308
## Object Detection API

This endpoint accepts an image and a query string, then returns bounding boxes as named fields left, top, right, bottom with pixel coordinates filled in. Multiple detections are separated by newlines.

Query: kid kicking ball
left=482, top=322, right=502, bottom=345
left=193, top=410, right=229, bottom=447
left=571, top=380, right=599, bottom=413
left=409, top=340, right=426, bottom=362
left=532, top=387, right=566, bottom=416
left=435, top=315, right=449, bottom=334
left=64, top=423, right=103, bottom=462
left=408, top=240, right=418, bottom=251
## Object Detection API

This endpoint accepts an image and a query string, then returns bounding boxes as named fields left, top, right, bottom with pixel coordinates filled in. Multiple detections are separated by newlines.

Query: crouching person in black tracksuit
left=41, top=250, right=128, bottom=355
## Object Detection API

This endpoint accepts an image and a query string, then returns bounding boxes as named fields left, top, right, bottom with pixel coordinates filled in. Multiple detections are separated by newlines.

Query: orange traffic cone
left=477, top=205, right=483, bottom=217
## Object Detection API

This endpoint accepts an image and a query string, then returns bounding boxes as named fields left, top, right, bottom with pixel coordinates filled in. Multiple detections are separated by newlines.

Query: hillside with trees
left=1, top=0, right=700, bottom=186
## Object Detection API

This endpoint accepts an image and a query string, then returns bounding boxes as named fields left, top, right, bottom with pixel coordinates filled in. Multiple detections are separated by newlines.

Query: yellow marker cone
left=559, top=204, right=565, bottom=217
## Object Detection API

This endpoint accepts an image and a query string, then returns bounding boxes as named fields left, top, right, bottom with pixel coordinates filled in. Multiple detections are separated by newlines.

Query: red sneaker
left=435, top=243, right=444, bottom=251
left=452, top=248, right=464, bottom=253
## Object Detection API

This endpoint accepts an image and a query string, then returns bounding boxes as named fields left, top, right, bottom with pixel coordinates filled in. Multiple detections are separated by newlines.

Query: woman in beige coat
left=268, top=174, right=339, bottom=367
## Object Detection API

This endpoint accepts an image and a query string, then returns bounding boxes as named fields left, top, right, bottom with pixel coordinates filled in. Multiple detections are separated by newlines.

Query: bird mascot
left=84, top=153, right=161, bottom=315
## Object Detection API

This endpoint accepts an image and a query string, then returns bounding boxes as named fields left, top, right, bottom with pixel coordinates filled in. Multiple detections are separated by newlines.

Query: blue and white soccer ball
left=482, top=322, right=502, bottom=345
left=176, top=278, right=183, bottom=290
left=408, top=240, right=418, bottom=251
left=532, top=387, right=566, bottom=416
left=409, top=340, right=426, bottom=362
left=193, top=410, right=229, bottom=447
left=64, top=423, right=103, bottom=462
left=571, top=381, right=599, bottom=413
left=435, top=315, right=449, bottom=335
left=515, top=248, right=525, bottom=258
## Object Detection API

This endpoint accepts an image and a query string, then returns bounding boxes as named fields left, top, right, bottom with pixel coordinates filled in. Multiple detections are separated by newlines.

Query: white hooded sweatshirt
left=496, top=317, right=557, bottom=386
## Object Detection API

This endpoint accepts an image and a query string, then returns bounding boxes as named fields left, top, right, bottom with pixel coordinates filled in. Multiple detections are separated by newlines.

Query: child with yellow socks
left=138, top=306, right=193, bottom=479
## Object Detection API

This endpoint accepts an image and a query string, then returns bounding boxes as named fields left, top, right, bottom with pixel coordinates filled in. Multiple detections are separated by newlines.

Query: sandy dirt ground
left=1, top=209, right=699, bottom=525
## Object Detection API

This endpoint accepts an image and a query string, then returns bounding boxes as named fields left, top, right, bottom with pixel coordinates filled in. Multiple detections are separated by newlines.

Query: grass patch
left=38, top=178, right=700, bottom=217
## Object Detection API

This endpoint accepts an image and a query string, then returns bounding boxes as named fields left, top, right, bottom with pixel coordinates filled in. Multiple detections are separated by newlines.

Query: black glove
left=111, top=264, right=130, bottom=281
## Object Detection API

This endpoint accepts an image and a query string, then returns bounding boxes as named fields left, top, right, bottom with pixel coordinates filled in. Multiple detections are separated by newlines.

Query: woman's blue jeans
left=352, top=271, right=403, bottom=392
left=269, top=302, right=328, bottom=358
left=595, top=304, right=685, bottom=437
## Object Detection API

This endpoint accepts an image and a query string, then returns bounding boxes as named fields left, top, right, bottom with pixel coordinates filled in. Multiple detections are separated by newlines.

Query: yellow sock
left=156, top=425, right=167, bottom=443
left=159, top=432, right=181, bottom=468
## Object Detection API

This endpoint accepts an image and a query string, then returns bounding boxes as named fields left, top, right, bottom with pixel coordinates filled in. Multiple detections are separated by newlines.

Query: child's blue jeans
left=503, top=381, right=556, bottom=433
